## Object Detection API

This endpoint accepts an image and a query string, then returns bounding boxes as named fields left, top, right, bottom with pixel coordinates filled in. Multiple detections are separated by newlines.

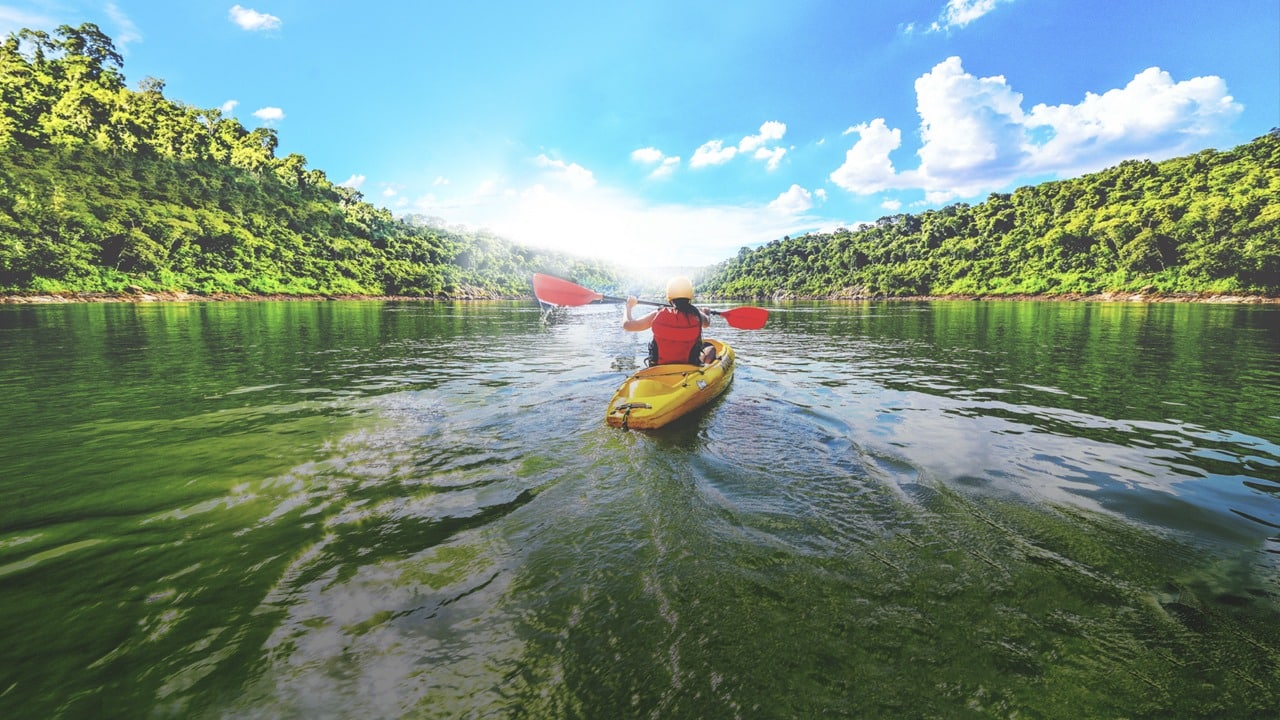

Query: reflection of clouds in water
left=212, top=387, right=569, bottom=717
left=226, top=537, right=522, bottom=718
left=848, top=386, right=1279, bottom=545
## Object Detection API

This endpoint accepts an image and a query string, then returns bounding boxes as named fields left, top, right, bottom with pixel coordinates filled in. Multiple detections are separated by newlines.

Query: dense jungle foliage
left=0, top=23, right=617, bottom=297
left=700, top=130, right=1280, bottom=299
left=2, top=24, right=1276, bottom=301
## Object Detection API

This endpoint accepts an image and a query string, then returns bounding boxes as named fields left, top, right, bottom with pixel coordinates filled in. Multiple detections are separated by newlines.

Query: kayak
left=605, top=339, right=735, bottom=429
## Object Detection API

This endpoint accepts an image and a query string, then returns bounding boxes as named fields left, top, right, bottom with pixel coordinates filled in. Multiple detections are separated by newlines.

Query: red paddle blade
left=717, top=306, right=769, bottom=330
left=532, top=274, right=604, bottom=306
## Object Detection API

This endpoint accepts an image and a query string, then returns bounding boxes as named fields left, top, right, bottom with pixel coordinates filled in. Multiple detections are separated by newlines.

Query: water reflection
left=0, top=299, right=1277, bottom=718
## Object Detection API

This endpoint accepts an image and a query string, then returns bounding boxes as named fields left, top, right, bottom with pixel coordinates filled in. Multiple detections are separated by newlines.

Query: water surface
left=1, top=299, right=1277, bottom=718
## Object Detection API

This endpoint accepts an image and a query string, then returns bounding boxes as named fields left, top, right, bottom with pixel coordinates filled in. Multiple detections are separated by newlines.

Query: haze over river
left=1, top=299, right=1277, bottom=718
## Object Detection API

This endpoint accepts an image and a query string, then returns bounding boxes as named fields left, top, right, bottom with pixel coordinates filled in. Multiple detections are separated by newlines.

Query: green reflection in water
left=0, top=299, right=1276, bottom=719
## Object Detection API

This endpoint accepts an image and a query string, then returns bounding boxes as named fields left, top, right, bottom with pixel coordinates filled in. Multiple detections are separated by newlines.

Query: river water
left=1, top=299, right=1277, bottom=718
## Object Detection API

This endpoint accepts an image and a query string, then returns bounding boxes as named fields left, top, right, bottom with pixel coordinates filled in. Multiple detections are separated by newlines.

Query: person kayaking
left=623, top=276, right=716, bottom=366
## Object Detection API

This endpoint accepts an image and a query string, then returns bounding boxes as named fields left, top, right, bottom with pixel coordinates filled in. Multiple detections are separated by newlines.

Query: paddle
left=532, top=273, right=769, bottom=330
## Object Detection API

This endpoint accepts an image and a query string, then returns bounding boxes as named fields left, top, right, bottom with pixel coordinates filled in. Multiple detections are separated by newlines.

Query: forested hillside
left=3, top=24, right=1276, bottom=303
left=700, top=130, right=1279, bottom=299
left=0, top=23, right=616, bottom=298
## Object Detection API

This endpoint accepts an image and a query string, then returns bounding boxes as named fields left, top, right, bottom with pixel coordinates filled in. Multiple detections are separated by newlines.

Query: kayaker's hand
left=626, top=296, right=638, bottom=311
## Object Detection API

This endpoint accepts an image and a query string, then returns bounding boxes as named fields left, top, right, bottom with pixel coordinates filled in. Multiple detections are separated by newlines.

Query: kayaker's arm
left=622, top=296, right=656, bottom=331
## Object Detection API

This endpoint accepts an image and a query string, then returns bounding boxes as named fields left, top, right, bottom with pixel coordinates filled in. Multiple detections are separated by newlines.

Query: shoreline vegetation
left=4, top=288, right=1277, bottom=305
left=3, top=25, right=1277, bottom=307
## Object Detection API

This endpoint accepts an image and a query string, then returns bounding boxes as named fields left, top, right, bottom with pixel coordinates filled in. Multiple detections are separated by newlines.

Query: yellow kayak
left=605, top=339, right=735, bottom=430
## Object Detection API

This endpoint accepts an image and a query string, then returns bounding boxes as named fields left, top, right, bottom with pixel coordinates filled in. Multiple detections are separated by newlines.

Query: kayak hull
left=605, top=339, right=735, bottom=430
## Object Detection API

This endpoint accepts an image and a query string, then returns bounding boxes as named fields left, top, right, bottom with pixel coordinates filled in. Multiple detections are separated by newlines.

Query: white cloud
left=754, top=146, right=787, bottom=171
left=339, top=174, right=365, bottom=189
left=651, top=157, right=681, bottom=179
left=690, top=139, right=737, bottom=168
left=631, top=147, right=666, bottom=164
left=220, top=100, right=239, bottom=115
left=769, top=185, right=815, bottom=214
left=830, top=56, right=1242, bottom=202
left=411, top=157, right=803, bottom=267
left=881, top=199, right=903, bottom=211
left=738, top=121, right=786, bottom=152
left=690, top=121, right=789, bottom=170
left=631, top=147, right=681, bottom=179
left=930, top=0, right=1014, bottom=32
left=229, top=5, right=282, bottom=32
left=912, top=55, right=1028, bottom=195
left=829, top=118, right=902, bottom=194
left=741, top=121, right=787, bottom=169
left=252, top=106, right=285, bottom=123
left=1026, top=66, right=1243, bottom=172
left=534, top=154, right=596, bottom=191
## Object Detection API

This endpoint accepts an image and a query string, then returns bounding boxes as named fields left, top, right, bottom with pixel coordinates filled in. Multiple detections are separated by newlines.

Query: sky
left=2, top=1, right=1277, bottom=268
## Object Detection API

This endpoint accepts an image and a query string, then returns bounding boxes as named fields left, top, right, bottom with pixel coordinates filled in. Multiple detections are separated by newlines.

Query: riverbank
left=812, top=290, right=1280, bottom=304
left=0, top=286, right=518, bottom=304
left=3, top=289, right=1278, bottom=305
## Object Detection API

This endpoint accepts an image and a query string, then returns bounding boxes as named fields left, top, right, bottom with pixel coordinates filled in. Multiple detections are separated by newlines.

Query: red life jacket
left=651, top=307, right=703, bottom=364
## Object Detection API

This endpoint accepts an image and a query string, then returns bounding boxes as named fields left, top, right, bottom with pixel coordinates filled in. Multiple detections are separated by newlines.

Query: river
left=1, top=299, right=1277, bottom=718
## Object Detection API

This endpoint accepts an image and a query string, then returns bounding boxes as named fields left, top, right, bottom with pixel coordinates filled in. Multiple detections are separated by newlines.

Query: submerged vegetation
left=0, top=24, right=1276, bottom=302
left=700, top=130, right=1280, bottom=299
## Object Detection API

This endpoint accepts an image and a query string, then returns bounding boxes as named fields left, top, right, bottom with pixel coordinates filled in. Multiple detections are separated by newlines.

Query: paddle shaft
left=600, top=293, right=729, bottom=318
left=531, top=274, right=768, bottom=329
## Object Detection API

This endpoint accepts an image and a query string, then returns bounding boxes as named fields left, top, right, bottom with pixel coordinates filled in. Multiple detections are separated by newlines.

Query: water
left=1, top=299, right=1277, bottom=718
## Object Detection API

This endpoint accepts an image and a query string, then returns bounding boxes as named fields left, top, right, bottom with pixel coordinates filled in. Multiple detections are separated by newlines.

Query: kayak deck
left=605, top=339, right=735, bottom=430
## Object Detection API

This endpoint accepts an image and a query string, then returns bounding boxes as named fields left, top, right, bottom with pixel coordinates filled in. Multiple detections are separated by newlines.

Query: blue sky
left=2, top=1, right=1277, bottom=268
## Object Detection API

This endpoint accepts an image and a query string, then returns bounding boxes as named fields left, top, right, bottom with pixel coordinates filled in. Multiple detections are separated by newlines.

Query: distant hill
left=0, top=23, right=617, bottom=298
left=2, top=24, right=1275, bottom=303
left=698, top=130, right=1279, bottom=300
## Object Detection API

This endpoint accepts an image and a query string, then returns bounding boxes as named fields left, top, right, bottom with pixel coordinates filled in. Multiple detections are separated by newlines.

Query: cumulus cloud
left=830, top=56, right=1242, bottom=202
left=769, top=185, right=815, bottom=214
left=631, top=147, right=681, bottom=179
left=339, top=174, right=366, bottom=189
left=741, top=121, right=787, bottom=169
left=219, top=99, right=239, bottom=115
left=754, top=146, right=787, bottom=171
left=829, top=119, right=902, bottom=194
left=1026, top=67, right=1244, bottom=171
left=913, top=56, right=1028, bottom=195
left=690, top=139, right=738, bottom=168
left=690, top=121, right=788, bottom=170
left=739, top=121, right=786, bottom=152
left=252, top=106, right=284, bottom=123
left=229, top=5, right=282, bottom=32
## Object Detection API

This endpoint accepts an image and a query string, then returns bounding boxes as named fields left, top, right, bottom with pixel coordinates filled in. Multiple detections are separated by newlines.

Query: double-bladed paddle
left=532, top=273, right=769, bottom=330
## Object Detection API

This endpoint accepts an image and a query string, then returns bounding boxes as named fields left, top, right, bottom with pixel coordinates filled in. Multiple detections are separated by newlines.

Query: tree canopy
left=1, top=24, right=1275, bottom=301
left=0, top=23, right=616, bottom=298
left=699, top=131, right=1279, bottom=299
